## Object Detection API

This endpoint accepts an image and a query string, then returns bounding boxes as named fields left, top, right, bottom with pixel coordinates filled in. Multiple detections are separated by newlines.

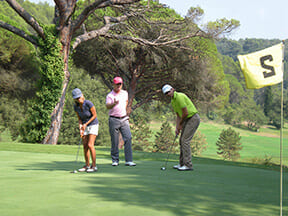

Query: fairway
left=0, top=149, right=287, bottom=216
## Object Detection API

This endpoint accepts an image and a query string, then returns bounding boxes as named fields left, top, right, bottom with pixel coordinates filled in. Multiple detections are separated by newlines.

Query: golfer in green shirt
left=162, top=84, right=200, bottom=171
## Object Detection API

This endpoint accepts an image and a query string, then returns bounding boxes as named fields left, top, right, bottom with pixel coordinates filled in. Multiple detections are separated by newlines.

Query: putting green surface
left=0, top=150, right=287, bottom=216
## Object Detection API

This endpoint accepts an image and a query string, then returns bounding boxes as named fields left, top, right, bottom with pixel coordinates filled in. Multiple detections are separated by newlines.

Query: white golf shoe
left=125, top=161, right=136, bottom=166
left=112, top=161, right=119, bottom=166
left=78, top=165, right=89, bottom=172
left=177, top=165, right=193, bottom=171
left=86, top=166, right=98, bottom=173
left=173, top=164, right=181, bottom=169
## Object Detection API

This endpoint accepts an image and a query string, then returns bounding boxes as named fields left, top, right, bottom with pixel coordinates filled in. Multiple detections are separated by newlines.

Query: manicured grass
left=0, top=121, right=287, bottom=215
left=197, top=121, right=288, bottom=165
left=0, top=143, right=287, bottom=216
left=148, top=120, right=288, bottom=165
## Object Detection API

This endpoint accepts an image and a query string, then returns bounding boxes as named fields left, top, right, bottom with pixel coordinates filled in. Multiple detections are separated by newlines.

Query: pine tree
left=264, top=86, right=273, bottom=117
left=216, top=127, right=242, bottom=161
left=190, top=131, right=207, bottom=156
left=154, top=121, right=175, bottom=153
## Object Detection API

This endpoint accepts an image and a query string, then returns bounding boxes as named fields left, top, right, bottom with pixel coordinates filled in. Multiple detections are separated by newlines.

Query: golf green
left=0, top=150, right=287, bottom=216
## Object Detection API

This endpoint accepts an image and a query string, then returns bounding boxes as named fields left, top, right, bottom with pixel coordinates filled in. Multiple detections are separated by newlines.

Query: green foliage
left=186, top=6, right=204, bottom=22
left=58, top=67, right=110, bottom=146
left=241, top=99, right=268, bottom=131
left=22, top=1, right=54, bottom=25
left=72, top=2, right=230, bottom=117
left=266, top=88, right=288, bottom=129
left=171, top=38, right=230, bottom=113
left=225, top=74, right=245, bottom=104
left=264, top=86, right=273, bottom=116
left=205, top=18, right=240, bottom=36
left=0, top=97, right=27, bottom=140
left=190, top=131, right=207, bottom=156
left=0, top=0, right=53, bottom=34
left=222, top=104, right=239, bottom=125
left=0, top=2, right=30, bottom=32
left=222, top=98, right=267, bottom=131
left=251, top=154, right=274, bottom=166
left=216, top=38, right=243, bottom=61
left=130, top=111, right=153, bottom=151
left=20, top=26, right=64, bottom=143
left=216, top=127, right=242, bottom=161
left=0, top=29, right=39, bottom=98
left=154, top=120, right=175, bottom=153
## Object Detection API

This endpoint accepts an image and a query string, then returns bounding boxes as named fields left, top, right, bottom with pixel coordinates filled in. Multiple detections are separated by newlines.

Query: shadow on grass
left=16, top=155, right=288, bottom=216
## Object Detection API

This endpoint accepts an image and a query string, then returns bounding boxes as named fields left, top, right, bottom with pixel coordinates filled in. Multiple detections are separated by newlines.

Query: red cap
left=113, top=77, right=123, bottom=84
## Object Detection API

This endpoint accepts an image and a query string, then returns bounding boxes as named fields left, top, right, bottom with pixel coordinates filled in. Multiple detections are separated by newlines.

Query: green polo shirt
left=171, top=91, right=198, bottom=118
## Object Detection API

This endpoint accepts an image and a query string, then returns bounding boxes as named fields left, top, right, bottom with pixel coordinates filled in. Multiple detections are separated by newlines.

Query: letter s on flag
left=237, top=43, right=283, bottom=89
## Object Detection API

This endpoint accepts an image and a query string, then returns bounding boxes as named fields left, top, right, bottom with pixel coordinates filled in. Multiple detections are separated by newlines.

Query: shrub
left=154, top=120, right=175, bottom=153
left=216, top=127, right=242, bottom=161
left=130, top=111, right=152, bottom=151
left=0, top=96, right=27, bottom=140
left=190, top=131, right=207, bottom=156
left=251, top=154, right=273, bottom=166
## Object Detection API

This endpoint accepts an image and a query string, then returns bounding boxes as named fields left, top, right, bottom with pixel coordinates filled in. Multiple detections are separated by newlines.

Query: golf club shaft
left=163, top=134, right=178, bottom=168
left=74, top=137, right=82, bottom=168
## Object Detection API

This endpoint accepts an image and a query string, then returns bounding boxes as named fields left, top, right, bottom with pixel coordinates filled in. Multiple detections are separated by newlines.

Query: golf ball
left=161, top=167, right=166, bottom=170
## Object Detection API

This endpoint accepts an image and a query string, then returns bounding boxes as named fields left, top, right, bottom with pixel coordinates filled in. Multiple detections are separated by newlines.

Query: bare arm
left=175, top=107, right=189, bottom=135
left=179, top=107, right=189, bottom=126
left=106, top=98, right=119, bottom=109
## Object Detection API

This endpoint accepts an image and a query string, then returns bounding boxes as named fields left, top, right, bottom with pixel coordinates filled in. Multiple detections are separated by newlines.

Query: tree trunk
left=42, top=77, right=69, bottom=144
left=42, top=25, right=72, bottom=144
left=127, top=74, right=137, bottom=115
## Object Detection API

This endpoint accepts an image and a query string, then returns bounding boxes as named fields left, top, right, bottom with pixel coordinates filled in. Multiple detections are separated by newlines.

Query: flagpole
left=280, top=40, right=284, bottom=216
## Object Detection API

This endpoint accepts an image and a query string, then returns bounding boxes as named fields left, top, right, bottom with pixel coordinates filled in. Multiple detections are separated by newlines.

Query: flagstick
left=280, top=40, right=284, bottom=216
left=280, top=74, right=283, bottom=216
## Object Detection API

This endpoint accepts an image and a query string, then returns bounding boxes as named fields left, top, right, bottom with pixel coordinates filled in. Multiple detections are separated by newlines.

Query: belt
left=110, top=115, right=127, bottom=119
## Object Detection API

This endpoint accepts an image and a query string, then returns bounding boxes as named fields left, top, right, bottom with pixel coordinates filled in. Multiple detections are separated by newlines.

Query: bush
left=130, top=111, right=153, bottom=151
left=0, top=96, right=27, bottom=141
left=251, top=155, right=273, bottom=166
left=154, top=120, right=176, bottom=153
left=216, top=127, right=242, bottom=161
left=190, top=131, right=207, bottom=156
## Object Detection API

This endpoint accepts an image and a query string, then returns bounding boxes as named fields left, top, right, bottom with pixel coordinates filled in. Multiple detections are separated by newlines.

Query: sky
left=159, top=0, right=288, bottom=40
left=30, top=0, right=288, bottom=40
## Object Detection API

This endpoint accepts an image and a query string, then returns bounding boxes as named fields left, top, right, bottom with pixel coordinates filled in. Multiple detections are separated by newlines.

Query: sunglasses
left=165, top=90, right=171, bottom=95
left=115, top=83, right=122, bottom=86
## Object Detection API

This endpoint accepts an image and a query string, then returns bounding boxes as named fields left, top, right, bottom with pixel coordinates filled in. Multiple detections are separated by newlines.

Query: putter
left=71, top=137, right=82, bottom=173
left=161, top=134, right=178, bottom=171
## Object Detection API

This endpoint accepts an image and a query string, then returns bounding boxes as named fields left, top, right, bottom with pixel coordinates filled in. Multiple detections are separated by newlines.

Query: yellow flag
left=237, top=43, right=283, bottom=89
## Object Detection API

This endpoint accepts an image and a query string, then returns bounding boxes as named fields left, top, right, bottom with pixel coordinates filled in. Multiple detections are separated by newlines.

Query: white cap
left=162, top=84, right=173, bottom=94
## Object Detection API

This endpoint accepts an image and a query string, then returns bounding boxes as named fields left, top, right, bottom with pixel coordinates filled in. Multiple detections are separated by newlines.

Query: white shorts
left=84, top=124, right=99, bottom=136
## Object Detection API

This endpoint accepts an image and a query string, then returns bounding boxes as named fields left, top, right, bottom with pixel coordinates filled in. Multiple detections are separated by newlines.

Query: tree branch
left=0, top=20, right=38, bottom=45
left=99, top=32, right=206, bottom=51
left=54, top=0, right=78, bottom=30
left=72, top=14, right=129, bottom=49
left=73, top=18, right=206, bottom=51
left=5, top=0, right=45, bottom=39
left=71, top=0, right=140, bottom=34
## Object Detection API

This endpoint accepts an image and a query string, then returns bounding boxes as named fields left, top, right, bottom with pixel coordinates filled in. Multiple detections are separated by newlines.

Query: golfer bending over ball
left=72, top=88, right=99, bottom=173
left=162, top=84, right=200, bottom=171
left=106, top=77, right=136, bottom=167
